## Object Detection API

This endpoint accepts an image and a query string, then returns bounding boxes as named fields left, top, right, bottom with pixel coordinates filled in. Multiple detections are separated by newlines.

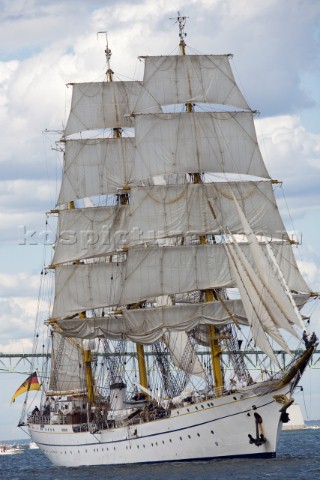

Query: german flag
left=11, top=372, right=41, bottom=404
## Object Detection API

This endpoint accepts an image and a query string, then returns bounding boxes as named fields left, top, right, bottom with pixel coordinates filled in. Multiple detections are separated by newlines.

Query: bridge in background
left=1, top=350, right=320, bottom=375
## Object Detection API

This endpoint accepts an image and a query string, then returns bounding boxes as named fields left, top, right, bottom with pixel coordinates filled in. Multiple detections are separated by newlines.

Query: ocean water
left=1, top=428, right=320, bottom=480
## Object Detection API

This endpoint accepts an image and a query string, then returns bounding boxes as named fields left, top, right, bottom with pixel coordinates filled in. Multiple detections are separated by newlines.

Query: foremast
left=104, top=33, right=149, bottom=395
left=82, top=313, right=95, bottom=404
left=69, top=199, right=95, bottom=404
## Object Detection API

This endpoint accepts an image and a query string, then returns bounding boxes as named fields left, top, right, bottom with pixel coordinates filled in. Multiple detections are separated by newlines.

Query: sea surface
left=1, top=427, right=320, bottom=480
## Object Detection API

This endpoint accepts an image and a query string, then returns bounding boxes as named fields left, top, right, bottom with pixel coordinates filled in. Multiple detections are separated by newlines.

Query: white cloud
left=0, top=293, right=51, bottom=356
left=0, top=274, right=40, bottom=297
left=297, top=259, right=319, bottom=288
left=256, top=115, right=320, bottom=218
left=0, top=296, right=39, bottom=355
left=257, top=115, right=320, bottom=171
left=0, top=179, right=58, bottom=245
left=0, top=338, right=34, bottom=354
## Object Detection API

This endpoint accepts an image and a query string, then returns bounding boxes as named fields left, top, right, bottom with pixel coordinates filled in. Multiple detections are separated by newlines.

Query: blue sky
left=0, top=0, right=320, bottom=440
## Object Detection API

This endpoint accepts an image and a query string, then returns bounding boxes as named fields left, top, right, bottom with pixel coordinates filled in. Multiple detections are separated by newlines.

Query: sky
left=0, top=0, right=320, bottom=440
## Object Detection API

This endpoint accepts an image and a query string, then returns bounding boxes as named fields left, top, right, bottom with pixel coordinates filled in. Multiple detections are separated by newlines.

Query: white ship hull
left=29, top=385, right=289, bottom=467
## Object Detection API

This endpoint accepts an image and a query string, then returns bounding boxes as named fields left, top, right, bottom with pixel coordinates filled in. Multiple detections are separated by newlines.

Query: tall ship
left=20, top=14, right=318, bottom=467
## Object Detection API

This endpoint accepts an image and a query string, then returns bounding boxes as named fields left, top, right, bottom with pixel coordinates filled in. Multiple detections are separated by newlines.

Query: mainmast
left=99, top=32, right=122, bottom=140
left=98, top=31, right=113, bottom=82
left=176, top=12, right=187, bottom=56
left=175, top=13, right=192, bottom=113
left=174, top=12, right=224, bottom=394
left=104, top=34, right=113, bottom=82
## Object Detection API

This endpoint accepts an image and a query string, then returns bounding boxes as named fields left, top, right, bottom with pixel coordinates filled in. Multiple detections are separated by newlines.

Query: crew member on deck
left=302, top=330, right=318, bottom=349
left=302, top=330, right=309, bottom=348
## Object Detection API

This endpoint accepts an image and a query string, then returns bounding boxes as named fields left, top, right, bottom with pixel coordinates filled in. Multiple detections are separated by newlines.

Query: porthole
left=197, top=433, right=200, bottom=437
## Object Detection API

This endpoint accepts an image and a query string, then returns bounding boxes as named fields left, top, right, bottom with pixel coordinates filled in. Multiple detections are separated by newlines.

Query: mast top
left=170, top=11, right=189, bottom=55
left=97, top=31, right=113, bottom=81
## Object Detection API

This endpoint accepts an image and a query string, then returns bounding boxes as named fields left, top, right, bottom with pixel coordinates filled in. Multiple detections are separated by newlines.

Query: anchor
left=248, top=412, right=267, bottom=447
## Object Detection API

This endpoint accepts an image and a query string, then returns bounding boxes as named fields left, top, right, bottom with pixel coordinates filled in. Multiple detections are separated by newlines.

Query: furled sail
left=55, top=300, right=248, bottom=341
left=140, top=55, right=250, bottom=109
